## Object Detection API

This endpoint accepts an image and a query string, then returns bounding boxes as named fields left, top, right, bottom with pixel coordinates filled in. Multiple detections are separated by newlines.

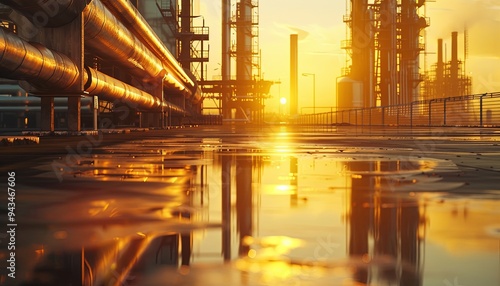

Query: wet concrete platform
left=0, top=125, right=499, bottom=285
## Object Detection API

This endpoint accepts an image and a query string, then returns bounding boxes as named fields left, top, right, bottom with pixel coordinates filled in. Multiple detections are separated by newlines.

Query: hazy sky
left=198, top=0, right=500, bottom=113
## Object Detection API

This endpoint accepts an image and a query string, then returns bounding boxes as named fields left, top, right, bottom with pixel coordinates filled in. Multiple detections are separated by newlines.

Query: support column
left=93, top=96, right=98, bottom=131
left=68, top=96, right=81, bottom=132
left=221, top=153, right=232, bottom=261
left=222, top=0, right=231, bottom=120
left=41, top=97, right=55, bottom=131
left=142, top=79, right=164, bottom=128
left=236, top=152, right=253, bottom=256
left=39, top=11, right=84, bottom=132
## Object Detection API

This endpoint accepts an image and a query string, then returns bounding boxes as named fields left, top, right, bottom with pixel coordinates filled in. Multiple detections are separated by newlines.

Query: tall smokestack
left=379, top=0, right=397, bottom=106
left=451, top=31, right=458, bottom=63
left=450, top=31, right=459, bottom=97
left=290, top=34, right=298, bottom=116
left=180, top=0, right=191, bottom=69
left=436, top=38, right=443, bottom=98
left=222, top=0, right=231, bottom=119
left=351, top=0, right=373, bottom=107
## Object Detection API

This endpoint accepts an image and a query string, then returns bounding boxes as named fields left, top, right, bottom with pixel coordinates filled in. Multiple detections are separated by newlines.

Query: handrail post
left=428, top=100, right=433, bottom=127
left=361, top=109, right=364, bottom=127
left=479, top=93, right=486, bottom=127
left=337, top=111, right=340, bottom=125
left=369, top=108, right=372, bottom=128
left=381, top=107, right=385, bottom=126
left=410, top=102, right=413, bottom=128
left=396, top=105, right=400, bottom=126
left=443, top=98, right=447, bottom=126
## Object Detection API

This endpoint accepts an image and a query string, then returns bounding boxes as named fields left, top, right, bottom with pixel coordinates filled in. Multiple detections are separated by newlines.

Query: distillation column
left=235, top=0, right=255, bottom=120
left=400, top=0, right=426, bottom=104
left=436, top=38, right=444, bottom=99
left=350, top=0, right=374, bottom=108
left=450, top=31, right=459, bottom=97
left=222, top=0, right=231, bottom=119
left=378, top=0, right=397, bottom=107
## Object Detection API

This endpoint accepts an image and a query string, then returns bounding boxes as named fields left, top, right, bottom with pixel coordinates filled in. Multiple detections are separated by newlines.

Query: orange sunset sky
left=197, top=0, right=500, bottom=113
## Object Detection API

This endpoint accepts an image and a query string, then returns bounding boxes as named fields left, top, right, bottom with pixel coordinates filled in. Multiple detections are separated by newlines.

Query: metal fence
left=292, top=92, right=500, bottom=128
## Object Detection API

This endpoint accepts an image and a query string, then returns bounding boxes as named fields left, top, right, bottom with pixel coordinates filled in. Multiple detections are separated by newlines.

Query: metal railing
left=291, top=92, right=500, bottom=128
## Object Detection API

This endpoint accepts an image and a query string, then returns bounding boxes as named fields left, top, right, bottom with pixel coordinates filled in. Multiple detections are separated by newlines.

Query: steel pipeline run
left=0, top=28, right=185, bottom=113
left=0, top=0, right=199, bottom=111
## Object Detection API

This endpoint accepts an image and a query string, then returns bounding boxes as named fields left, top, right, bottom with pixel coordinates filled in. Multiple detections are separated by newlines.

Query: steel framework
left=341, top=0, right=428, bottom=109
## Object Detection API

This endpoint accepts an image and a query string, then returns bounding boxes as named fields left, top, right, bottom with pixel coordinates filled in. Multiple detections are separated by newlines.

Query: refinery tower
left=339, top=0, right=428, bottom=110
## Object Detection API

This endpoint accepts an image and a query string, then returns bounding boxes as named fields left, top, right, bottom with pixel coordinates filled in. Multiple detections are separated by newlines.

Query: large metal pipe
left=83, top=0, right=166, bottom=80
left=0, top=96, right=92, bottom=106
left=84, top=0, right=196, bottom=100
left=0, top=96, right=92, bottom=112
left=0, top=28, right=185, bottom=114
left=1, top=0, right=196, bottom=102
left=99, top=0, right=194, bottom=88
left=0, top=28, right=80, bottom=90
left=0, top=84, right=27, bottom=96
left=99, top=0, right=202, bottom=104
left=0, top=0, right=87, bottom=27
left=0, top=106, right=92, bottom=112
left=84, top=67, right=186, bottom=114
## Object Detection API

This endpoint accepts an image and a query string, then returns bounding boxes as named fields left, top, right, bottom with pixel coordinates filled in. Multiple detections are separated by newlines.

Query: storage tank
left=337, top=77, right=363, bottom=110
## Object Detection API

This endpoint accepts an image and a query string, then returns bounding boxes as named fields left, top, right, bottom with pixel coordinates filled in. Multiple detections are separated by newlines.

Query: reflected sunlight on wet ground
left=2, top=127, right=500, bottom=285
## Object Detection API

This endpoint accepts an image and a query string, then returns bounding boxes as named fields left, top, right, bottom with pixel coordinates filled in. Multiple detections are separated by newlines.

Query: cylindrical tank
left=337, top=77, right=363, bottom=110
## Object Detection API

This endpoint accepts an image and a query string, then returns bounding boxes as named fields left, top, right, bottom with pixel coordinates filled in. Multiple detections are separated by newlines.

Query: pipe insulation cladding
left=0, top=28, right=80, bottom=90
left=99, top=0, right=203, bottom=104
left=99, top=0, right=196, bottom=87
left=83, top=0, right=168, bottom=80
left=0, top=28, right=185, bottom=114
left=0, top=0, right=200, bottom=103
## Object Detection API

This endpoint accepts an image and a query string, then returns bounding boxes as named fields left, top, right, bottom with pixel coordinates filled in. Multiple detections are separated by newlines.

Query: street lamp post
left=302, top=73, right=316, bottom=114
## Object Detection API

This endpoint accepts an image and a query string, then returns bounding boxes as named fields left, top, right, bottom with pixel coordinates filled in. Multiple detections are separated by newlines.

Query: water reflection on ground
left=2, top=128, right=500, bottom=285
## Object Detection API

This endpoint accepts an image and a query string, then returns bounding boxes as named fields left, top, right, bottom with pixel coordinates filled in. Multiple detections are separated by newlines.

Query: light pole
left=302, top=73, right=316, bottom=114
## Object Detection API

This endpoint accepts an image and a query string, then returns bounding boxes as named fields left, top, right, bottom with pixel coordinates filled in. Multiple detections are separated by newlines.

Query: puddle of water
left=2, top=131, right=499, bottom=285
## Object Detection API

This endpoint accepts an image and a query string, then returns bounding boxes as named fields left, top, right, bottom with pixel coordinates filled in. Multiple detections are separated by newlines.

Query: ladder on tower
left=373, top=1, right=383, bottom=106
left=156, top=0, right=179, bottom=35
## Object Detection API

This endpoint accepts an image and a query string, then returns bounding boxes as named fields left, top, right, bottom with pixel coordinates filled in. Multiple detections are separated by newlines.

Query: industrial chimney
left=290, top=34, right=298, bottom=116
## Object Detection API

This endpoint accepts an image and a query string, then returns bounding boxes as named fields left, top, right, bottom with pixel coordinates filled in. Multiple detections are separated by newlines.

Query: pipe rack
left=0, top=0, right=198, bottom=112
left=0, top=28, right=185, bottom=114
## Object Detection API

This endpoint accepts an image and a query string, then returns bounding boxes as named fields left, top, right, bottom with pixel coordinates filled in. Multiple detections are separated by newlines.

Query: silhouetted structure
left=199, top=0, right=273, bottom=123
left=290, top=34, right=299, bottom=116
left=157, top=0, right=209, bottom=114
left=347, top=161, right=425, bottom=285
left=421, top=31, right=472, bottom=100
left=339, top=0, right=428, bottom=110
left=0, top=0, right=202, bottom=131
